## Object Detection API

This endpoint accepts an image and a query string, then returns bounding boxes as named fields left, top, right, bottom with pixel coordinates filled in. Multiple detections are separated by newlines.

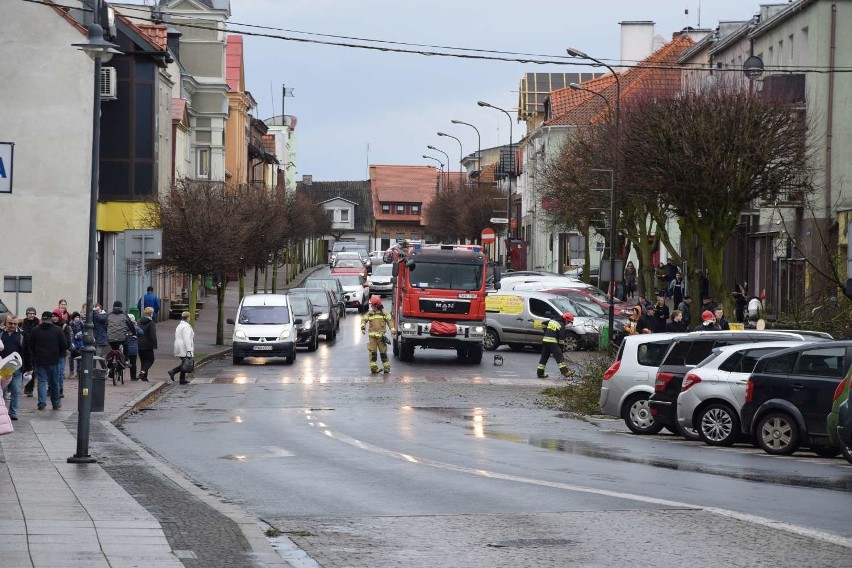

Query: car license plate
left=253, top=345, right=273, bottom=351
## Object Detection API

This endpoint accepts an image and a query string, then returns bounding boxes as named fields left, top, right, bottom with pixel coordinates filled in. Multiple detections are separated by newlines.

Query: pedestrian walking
left=168, top=311, right=194, bottom=384
left=28, top=311, right=67, bottom=410
left=536, top=312, right=574, bottom=378
left=360, top=296, right=395, bottom=374
left=137, top=307, right=157, bottom=382
left=623, top=261, right=637, bottom=300
left=1, top=315, right=27, bottom=420
left=125, top=313, right=141, bottom=381
left=93, top=303, right=110, bottom=359
left=67, top=312, right=84, bottom=379
left=51, top=312, right=72, bottom=398
left=20, top=307, right=39, bottom=397
left=137, top=286, right=162, bottom=320
left=677, top=296, right=693, bottom=329
left=667, top=272, right=686, bottom=308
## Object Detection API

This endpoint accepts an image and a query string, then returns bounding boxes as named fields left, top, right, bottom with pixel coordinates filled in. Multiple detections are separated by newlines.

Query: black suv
left=288, top=288, right=340, bottom=341
left=741, top=341, right=852, bottom=456
left=648, top=331, right=822, bottom=439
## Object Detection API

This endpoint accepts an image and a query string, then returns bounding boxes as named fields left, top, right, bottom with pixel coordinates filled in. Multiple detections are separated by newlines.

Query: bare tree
left=621, top=88, right=813, bottom=314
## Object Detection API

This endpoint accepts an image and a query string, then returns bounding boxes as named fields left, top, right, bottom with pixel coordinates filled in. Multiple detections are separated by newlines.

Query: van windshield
left=238, top=306, right=291, bottom=325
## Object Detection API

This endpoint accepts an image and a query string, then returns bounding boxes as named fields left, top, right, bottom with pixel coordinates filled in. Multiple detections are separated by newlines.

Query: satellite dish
left=755, top=319, right=766, bottom=331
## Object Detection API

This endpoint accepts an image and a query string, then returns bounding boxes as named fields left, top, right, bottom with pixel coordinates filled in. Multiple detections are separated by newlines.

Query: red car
left=543, top=287, right=633, bottom=317
left=330, top=261, right=367, bottom=278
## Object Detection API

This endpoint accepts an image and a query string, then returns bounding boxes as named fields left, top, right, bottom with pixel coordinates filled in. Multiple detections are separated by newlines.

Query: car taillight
left=833, top=378, right=846, bottom=402
left=745, top=378, right=754, bottom=403
left=682, top=373, right=702, bottom=391
left=603, top=360, right=621, bottom=380
left=655, top=372, right=674, bottom=392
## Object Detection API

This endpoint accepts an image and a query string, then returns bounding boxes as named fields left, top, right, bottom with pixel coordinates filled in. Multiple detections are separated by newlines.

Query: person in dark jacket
left=28, top=311, right=67, bottom=410
left=666, top=310, right=687, bottom=333
left=714, top=307, right=730, bottom=331
left=20, top=307, right=39, bottom=396
left=732, top=283, right=747, bottom=323
left=694, top=310, right=721, bottom=332
left=1, top=315, right=27, bottom=420
left=137, top=307, right=157, bottom=382
left=125, top=313, right=141, bottom=381
left=106, top=301, right=134, bottom=352
left=652, top=294, right=670, bottom=333
left=51, top=312, right=72, bottom=398
left=93, top=303, right=110, bottom=359
left=677, top=296, right=692, bottom=329
left=637, top=306, right=656, bottom=334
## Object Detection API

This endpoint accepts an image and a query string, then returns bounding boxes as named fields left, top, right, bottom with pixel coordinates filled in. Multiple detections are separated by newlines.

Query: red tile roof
left=171, top=98, right=187, bottom=122
left=370, top=165, right=438, bottom=222
left=225, top=35, right=244, bottom=92
left=136, top=23, right=168, bottom=50
left=546, top=34, right=694, bottom=126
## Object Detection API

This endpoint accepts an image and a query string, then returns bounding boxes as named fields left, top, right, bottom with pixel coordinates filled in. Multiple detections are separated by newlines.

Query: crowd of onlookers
left=1, top=288, right=163, bottom=422
left=622, top=259, right=764, bottom=337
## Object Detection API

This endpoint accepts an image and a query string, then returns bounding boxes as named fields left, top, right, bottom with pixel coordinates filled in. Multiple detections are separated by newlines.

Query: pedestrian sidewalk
left=0, top=266, right=323, bottom=568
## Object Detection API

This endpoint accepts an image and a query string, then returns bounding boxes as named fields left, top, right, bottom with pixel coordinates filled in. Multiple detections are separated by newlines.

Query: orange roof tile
left=171, top=98, right=187, bottom=122
left=135, top=23, right=168, bottom=50
left=370, top=165, right=438, bottom=222
left=546, top=34, right=694, bottom=127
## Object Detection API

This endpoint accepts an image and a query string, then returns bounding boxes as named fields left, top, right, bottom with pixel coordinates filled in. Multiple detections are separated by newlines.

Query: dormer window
left=411, top=205, right=420, bottom=214
left=397, top=205, right=405, bottom=213
left=382, top=204, right=390, bottom=213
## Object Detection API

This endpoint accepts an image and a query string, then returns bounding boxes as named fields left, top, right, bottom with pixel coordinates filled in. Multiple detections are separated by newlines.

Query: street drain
left=486, top=538, right=575, bottom=548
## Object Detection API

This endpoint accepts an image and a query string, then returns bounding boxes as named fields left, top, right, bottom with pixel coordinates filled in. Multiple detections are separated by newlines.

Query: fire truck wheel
left=400, top=341, right=415, bottom=361
left=456, top=345, right=468, bottom=360
left=466, top=344, right=483, bottom=364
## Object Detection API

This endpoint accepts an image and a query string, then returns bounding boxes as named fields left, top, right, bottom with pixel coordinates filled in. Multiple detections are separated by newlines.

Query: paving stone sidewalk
left=0, top=266, right=322, bottom=568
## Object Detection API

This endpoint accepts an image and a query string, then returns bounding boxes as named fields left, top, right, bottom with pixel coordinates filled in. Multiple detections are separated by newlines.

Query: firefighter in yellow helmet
left=361, top=295, right=395, bottom=373
left=536, top=312, right=574, bottom=378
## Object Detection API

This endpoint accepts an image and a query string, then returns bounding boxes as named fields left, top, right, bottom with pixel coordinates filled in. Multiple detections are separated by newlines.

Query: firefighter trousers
left=367, top=335, right=390, bottom=372
left=537, top=342, right=570, bottom=377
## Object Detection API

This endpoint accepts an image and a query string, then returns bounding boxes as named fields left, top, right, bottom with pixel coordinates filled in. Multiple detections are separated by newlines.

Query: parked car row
left=600, top=330, right=852, bottom=463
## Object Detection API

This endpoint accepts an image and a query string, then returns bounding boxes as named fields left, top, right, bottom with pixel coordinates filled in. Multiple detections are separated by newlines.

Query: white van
left=227, top=294, right=298, bottom=365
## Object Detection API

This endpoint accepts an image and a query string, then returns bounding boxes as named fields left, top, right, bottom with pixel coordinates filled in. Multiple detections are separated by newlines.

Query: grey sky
left=136, top=1, right=766, bottom=180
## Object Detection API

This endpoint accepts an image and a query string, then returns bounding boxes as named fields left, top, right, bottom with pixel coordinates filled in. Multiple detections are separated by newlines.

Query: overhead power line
left=22, top=0, right=852, bottom=73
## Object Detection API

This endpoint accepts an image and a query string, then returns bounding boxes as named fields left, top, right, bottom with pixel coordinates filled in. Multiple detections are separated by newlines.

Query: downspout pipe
left=825, top=1, right=837, bottom=221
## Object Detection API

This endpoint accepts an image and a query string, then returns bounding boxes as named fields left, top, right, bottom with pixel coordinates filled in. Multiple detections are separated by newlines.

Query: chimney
left=619, top=21, right=655, bottom=70
left=302, top=174, right=312, bottom=185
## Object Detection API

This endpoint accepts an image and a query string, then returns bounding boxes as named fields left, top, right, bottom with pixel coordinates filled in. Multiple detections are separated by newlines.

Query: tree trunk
left=216, top=278, right=226, bottom=346
left=583, top=228, right=591, bottom=285
left=189, top=274, right=198, bottom=327
left=705, top=239, right=731, bottom=317
left=635, top=239, right=655, bottom=298
left=253, top=266, right=259, bottom=294
left=272, top=251, right=279, bottom=293
left=238, top=269, right=245, bottom=303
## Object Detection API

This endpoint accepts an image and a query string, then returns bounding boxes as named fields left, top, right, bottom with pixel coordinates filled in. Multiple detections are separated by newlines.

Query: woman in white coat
left=168, top=311, right=194, bottom=384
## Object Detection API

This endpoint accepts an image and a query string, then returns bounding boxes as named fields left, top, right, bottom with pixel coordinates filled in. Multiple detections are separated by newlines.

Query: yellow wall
left=225, top=92, right=251, bottom=187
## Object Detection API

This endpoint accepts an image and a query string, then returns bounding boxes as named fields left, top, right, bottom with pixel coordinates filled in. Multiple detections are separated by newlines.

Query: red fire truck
left=389, top=243, right=498, bottom=364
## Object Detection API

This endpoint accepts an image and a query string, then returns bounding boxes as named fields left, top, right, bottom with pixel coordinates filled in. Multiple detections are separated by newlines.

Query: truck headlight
left=235, top=330, right=247, bottom=340
left=474, top=326, right=484, bottom=333
left=279, top=329, right=291, bottom=340
left=318, top=313, right=329, bottom=320
left=403, top=323, right=413, bottom=330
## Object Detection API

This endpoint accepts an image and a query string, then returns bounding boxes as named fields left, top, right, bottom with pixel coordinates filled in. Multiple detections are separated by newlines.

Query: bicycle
left=105, top=347, right=127, bottom=386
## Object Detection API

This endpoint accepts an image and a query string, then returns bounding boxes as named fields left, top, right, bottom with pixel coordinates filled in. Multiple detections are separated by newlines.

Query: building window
left=197, top=148, right=210, bottom=178
left=410, top=233, right=420, bottom=240
left=326, top=209, right=334, bottom=222
left=396, top=205, right=405, bottom=213
left=396, top=233, right=405, bottom=241
left=382, top=204, right=390, bottom=213
left=340, top=209, right=349, bottom=222
left=411, top=205, right=420, bottom=214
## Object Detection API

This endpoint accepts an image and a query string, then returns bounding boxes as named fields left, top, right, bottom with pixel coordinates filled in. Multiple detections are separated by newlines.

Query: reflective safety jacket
left=542, top=319, right=567, bottom=344
left=361, top=309, right=395, bottom=337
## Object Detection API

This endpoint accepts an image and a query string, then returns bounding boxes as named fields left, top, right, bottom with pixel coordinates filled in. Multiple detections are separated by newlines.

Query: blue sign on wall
left=0, top=142, right=13, bottom=194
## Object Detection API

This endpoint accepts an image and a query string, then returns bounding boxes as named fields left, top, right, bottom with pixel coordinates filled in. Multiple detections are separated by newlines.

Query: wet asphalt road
left=121, top=278, right=852, bottom=567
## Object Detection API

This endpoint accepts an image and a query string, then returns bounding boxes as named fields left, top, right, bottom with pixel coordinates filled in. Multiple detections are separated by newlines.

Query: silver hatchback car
left=599, top=333, right=683, bottom=434
left=676, top=341, right=806, bottom=446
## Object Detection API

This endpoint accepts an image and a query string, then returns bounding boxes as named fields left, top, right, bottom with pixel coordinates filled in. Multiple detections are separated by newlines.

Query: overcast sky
left=139, top=1, right=767, bottom=180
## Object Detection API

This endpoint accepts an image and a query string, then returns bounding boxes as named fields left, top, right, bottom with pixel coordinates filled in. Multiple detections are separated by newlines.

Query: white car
left=334, top=274, right=369, bottom=312
left=368, top=264, right=393, bottom=296
left=369, top=250, right=386, bottom=266
left=500, top=276, right=588, bottom=292
left=676, top=341, right=805, bottom=446
left=599, top=333, right=684, bottom=434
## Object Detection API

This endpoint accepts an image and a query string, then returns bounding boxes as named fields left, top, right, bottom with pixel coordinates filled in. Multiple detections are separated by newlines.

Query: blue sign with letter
left=0, top=142, right=13, bottom=194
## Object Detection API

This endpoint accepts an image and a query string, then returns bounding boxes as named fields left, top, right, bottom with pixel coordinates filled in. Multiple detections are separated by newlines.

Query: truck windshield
left=409, top=262, right=483, bottom=290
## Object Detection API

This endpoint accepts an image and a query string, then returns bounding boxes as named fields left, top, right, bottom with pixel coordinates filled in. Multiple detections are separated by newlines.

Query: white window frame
left=197, top=147, right=211, bottom=178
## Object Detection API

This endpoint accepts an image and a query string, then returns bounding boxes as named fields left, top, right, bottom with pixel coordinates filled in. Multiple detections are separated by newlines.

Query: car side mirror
left=294, top=318, right=303, bottom=325
left=226, top=318, right=235, bottom=325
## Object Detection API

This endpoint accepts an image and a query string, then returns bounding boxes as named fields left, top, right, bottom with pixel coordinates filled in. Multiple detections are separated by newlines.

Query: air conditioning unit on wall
left=100, top=67, right=117, bottom=100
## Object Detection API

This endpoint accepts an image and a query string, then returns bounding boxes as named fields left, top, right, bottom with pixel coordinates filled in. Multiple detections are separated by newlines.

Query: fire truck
left=389, top=243, right=498, bottom=364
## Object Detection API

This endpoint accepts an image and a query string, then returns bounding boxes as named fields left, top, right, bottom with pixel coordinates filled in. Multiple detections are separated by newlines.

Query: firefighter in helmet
left=536, top=312, right=574, bottom=378
left=361, top=295, right=395, bottom=373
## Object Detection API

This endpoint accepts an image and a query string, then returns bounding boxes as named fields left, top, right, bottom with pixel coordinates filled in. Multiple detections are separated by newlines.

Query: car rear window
left=719, top=347, right=786, bottom=373
left=636, top=341, right=672, bottom=367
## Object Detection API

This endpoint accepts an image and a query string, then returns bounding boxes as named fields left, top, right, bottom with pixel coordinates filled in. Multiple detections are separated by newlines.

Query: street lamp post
left=422, top=154, right=444, bottom=176
left=477, top=101, right=514, bottom=268
left=426, top=145, right=451, bottom=190
left=437, top=132, right=464, bottom=185
left=566, top=47, right=621, bottom=344
left=451, top=119, right=481, bottom=182
left=69, top=0, right=121, bottom=463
